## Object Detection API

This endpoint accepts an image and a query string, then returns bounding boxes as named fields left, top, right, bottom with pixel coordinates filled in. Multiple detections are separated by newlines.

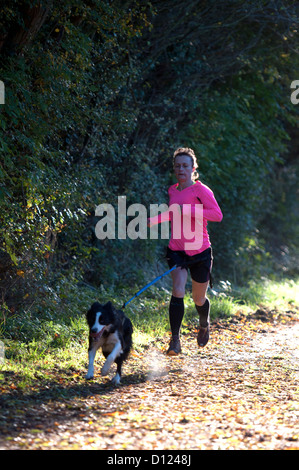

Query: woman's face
left=173, top=154, right=194, bottom=185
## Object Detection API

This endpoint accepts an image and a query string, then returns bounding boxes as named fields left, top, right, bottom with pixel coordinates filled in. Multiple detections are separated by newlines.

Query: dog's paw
left=111, top=373, right=121, bottom=386
left=101, top=363, right=110, bottom=376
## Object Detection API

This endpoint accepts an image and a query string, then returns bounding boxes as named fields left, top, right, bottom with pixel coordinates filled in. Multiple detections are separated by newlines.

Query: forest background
left=0, top=0, right=298, bottom=321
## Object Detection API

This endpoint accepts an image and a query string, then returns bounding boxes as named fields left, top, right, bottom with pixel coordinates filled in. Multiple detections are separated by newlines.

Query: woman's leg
left=171, top=266, right=188, bottom=299
left=192, top=279, right=209, bottom=307
left=192, top=279, right=210, bottom=347
left=167, top=267, right=188, bottom=355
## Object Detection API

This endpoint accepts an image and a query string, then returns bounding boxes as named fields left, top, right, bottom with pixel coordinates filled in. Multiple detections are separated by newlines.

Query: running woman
left=148, top=148, right=223, bottom=355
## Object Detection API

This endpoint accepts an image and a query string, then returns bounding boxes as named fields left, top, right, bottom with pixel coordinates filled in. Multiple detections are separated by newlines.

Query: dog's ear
left=86, top=301, right=101, bottom=317
left=105, top=301, right=114, bottom=313
left=86, top=306, right=93, bottom=318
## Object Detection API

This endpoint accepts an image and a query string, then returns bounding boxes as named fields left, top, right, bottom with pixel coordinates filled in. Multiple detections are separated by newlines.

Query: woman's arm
left=147, top=210, right=171, bottom=227
left=181, top=185, right=223, bottom=222
left=200, top=186, right=223, bottom=222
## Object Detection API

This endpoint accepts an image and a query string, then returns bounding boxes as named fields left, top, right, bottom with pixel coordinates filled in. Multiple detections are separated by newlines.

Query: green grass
left=231, top=278, right=299, bottom=309
left=1, top=276, right=298, bottom=388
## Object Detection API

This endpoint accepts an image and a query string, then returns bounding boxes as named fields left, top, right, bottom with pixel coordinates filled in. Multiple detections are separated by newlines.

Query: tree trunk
left=0, top=1, right=52, bottom=54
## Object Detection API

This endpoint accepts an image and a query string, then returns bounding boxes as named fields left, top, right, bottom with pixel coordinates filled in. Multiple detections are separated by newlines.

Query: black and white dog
left=85, top=301, right=133, bottom=385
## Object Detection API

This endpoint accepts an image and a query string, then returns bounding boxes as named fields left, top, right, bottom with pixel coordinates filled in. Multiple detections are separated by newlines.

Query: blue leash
left=122, top=265, right=177, bottom=309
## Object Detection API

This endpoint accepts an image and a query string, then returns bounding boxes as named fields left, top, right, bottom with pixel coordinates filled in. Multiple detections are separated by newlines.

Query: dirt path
left=1, top=312, right=298, bottom=450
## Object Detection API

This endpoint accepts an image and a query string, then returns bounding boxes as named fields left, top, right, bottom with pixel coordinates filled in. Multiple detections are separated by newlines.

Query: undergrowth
left=0, top=276, right=298, bottom=385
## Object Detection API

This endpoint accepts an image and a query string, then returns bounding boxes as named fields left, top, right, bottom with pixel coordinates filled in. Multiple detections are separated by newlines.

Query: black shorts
left=166, top=246, right=213, bottom=284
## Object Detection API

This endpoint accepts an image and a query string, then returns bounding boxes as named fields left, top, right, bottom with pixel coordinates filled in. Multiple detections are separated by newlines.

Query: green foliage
left=0, top=0, right=298, bottom=315
left=2, top=277, right=298, bottom=370
left=180, top=73, right=293, bottom=270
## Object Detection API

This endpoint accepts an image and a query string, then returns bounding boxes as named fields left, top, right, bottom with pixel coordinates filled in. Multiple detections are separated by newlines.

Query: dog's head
left=86, top=301, right=115, bottom=340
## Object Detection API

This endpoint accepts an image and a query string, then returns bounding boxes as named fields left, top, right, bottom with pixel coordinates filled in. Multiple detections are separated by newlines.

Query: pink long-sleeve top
left=148, top=181, right=223, bottom=256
